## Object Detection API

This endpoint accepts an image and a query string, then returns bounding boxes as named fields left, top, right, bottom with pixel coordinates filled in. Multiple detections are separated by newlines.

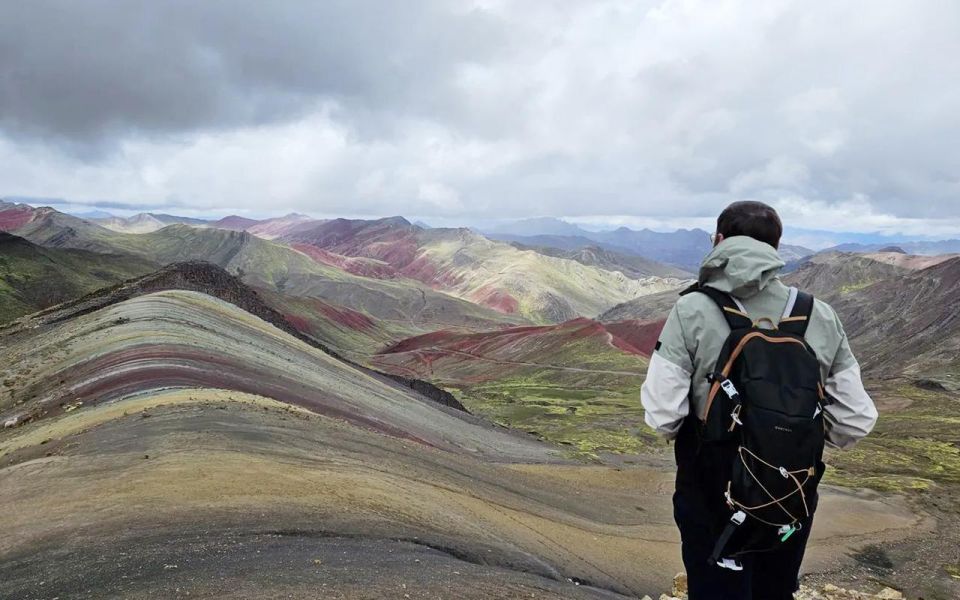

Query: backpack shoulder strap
left=778, top=287, right=814, bottom=337
left=680, top=283, right=752, bottom=330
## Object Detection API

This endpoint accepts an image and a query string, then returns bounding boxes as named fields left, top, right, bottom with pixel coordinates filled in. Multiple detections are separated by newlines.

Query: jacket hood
left=698, top=236, right=785, bottom=298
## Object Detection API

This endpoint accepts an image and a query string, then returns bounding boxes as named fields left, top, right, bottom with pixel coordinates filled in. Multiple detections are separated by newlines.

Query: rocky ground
left=651, top=573, right=908, bottom=600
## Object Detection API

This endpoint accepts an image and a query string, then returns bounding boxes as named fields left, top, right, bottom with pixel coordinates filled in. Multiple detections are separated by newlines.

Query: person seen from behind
left=641, top=201, right=878, bottom=599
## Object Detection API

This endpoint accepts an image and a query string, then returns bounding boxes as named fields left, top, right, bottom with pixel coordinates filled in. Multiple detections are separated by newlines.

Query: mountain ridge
left=282, top=217, right=686, bottom=323
left=1, top=206, right=529, bottom=338
left=1, top=260, right=468, bottom=412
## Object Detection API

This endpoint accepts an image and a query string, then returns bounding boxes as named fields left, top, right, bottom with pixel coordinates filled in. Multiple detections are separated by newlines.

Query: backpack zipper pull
left=728, top=404, right=743, bottom=431
left=778, top=522, right=800, bottom=542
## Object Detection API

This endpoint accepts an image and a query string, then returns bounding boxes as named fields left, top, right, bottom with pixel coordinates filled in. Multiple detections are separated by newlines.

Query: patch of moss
left=824, top=384, right=960, bottom=493
left=838, top=438, right=960, bottom=483
left=458, top=378, right=663, bottom=459
left=822, top=470, right=932, bottom=493
left=838, top=280, right=876, bottom=294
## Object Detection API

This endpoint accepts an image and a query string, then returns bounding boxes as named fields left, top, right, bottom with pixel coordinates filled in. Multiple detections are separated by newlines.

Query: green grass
left=378, top=327, right=656, bottom=459
left=458, top=373, right=960, bottom=485
left=0, top=238, right=155, bottom=324
left=838, top=280, right=876, bottom=294
left=824, top=383, right=960, bottom=492
left=456, top=377, right=663, bottom=460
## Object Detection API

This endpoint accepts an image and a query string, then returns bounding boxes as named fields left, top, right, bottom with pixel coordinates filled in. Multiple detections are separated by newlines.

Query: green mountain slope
left=0, top=232, right=155, bottom=324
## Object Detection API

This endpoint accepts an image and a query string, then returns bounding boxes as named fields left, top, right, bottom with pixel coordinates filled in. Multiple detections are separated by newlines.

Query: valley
left=372, top=318, right=656, bottom=459
left=1, top=202, right=959, bottom=598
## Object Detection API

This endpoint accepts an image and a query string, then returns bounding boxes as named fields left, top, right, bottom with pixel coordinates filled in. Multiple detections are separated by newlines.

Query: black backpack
left=682, top=284, right=827, bottom=569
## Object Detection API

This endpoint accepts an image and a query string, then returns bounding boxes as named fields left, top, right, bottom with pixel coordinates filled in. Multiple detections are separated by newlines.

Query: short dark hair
left=716, top=201, right=782, bottom=249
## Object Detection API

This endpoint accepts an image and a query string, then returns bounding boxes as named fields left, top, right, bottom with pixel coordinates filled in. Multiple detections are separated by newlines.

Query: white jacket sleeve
left=641, top=305, right=693, bottom=439
left=823, top=332, right=878, bottom=449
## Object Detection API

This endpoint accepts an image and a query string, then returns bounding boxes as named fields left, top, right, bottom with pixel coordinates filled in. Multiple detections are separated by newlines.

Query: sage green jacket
left=640, top=236, right=877, bottom=449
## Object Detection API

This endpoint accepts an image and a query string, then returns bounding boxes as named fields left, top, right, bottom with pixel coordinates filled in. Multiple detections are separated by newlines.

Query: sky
left=1, top=1, right=958, bottom=247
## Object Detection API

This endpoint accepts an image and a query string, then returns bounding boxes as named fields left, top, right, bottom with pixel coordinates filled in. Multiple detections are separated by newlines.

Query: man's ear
left=714, top=233, right=724, bottom=247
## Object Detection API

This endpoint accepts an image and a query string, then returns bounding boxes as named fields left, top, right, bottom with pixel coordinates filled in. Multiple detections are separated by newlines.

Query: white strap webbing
left=781, top=287, right=799, bottom=320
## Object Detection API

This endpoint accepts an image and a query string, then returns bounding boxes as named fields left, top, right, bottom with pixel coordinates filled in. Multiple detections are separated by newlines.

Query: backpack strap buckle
left=709, top=510, right=747, bottom=568
left=720, top=379, right=740, bottom=399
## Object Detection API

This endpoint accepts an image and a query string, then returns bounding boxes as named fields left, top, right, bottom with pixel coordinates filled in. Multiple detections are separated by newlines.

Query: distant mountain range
left=41, top=208, right=818, bottom=272
left=486, top=216, right=588, bottom=238
left=279, top=217, right=684, bottom=323
left=92, top=211, right=316, bottom=237
left=94, top=212, right=210, bottom=233
left=0, top=201, right=686, bottom=329
left=824, top=240, right=960, bottom=255
left=0, top=202, right=528, bottom=340
left=6, top=200, right=960, bottom=368
left=203, top=213, right=322, bottom=239
left=484, top=217, right=813, bottom=270
left=507, top=242, right=692, bottom=279
left=40, top=203, right=960, bottom=271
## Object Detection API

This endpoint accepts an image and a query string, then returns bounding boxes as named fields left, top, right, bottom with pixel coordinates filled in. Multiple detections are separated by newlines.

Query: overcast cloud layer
left=1, top=0, right=958, bottom=237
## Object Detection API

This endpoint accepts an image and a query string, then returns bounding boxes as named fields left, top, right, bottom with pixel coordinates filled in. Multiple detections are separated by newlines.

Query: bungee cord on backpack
left=726, top=447, right=814, bottom=527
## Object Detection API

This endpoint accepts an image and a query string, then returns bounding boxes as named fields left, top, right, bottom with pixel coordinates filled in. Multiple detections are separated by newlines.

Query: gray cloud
left=1, top=1, right=959, bottom=232
left=0, top=1, right=504, bottom=148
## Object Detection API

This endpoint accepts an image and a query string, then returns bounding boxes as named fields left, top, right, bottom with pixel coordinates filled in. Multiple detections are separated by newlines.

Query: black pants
left=672, top=419, right=816, bottom=600
left=673, top=482, right=814, bottom=600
